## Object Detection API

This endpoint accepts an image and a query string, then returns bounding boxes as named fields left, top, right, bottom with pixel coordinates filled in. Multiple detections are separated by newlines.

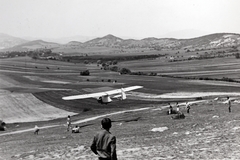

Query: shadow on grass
left=79, top=123, right=94, bottom=128
left=112, top=117, right=141, bottom=123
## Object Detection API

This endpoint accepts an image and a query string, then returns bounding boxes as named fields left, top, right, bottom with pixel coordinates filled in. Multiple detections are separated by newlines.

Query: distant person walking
left=0, top=120, right=6, bottom=131
left=168, top=103, right=173, bottom=114
left=67, top=115, right=71, bottom=131
left=226, top=97, right=231, bottom=112
left=34, top=125, right=39, bottom=135
left=186, top=102, right=191, bottom=113
left=176, top=102, right=180, bottom=112
left=91, top=118, right=117, bottom=160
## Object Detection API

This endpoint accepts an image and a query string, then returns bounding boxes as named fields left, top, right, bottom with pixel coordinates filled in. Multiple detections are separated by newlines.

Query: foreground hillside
left=0, top=99, right=240, bottom=159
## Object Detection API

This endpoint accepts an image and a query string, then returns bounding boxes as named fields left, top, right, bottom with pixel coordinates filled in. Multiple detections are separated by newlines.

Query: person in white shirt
left=34, top=125, right=39, bottom=135
left=72, top=125, right=80, bottom=133
left=67, top=115, right=71, bottom=131
left=176, top=102, right=180, bottom=112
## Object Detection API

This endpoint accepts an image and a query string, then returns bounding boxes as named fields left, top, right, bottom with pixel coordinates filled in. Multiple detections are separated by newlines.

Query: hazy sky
left=0, top=0, right=240, bottom=39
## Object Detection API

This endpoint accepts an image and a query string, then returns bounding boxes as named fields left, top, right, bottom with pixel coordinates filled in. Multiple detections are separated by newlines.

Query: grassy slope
left=0, top=100, right=240, bottom=159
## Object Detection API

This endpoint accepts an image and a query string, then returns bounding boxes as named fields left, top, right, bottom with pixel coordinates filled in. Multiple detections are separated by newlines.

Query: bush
left=119, top=68, right=131, bottom=74
left=83, top=108, right=91, bottom=112
left=110, top=66, right=118, bottom=72
left=131, top=72, right=145, bottom=75
left=235, top=53, right=240, bottom=59
left=84, top=60, right=89, bottom=64
left=112, top=60, right=118, bottom=65
left=80, top=70, right=90, bottom=76
left=106, top=61, right=112, bottom=65
left=196, top=97, right=203, bottom=100
left=97, top=60, right=102, bottom=64
left=102, top=63, right=107, bottom=67
left=149, top=72, right=157, bottom=76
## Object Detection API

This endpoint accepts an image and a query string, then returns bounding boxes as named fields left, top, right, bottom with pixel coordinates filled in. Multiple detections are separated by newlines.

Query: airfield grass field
left=0, top=51, right=240, bottom=159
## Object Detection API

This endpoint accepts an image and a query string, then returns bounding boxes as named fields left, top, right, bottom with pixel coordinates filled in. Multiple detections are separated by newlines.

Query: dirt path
left=0, top=100, right=206, bottom=136
left=0, top=107, right=150, bottom=136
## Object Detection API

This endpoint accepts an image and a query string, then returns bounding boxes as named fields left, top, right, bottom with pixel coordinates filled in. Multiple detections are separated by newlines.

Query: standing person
left=227, top=97, right=231, bottom=112
left=176, top=102, right=180, bottom=112
left=91, top=118, right=117, bottom=160
left=34, top=125, right=39, bottom=135
left=168, top=103, right=173, bottom=114
left=67, top=115, right=71, bottom=131
left=186, top=102, right=191, bottom=113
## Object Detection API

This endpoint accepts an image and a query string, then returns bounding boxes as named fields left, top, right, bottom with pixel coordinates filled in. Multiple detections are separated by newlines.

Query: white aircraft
left=62, top=86, right=143, bottom=104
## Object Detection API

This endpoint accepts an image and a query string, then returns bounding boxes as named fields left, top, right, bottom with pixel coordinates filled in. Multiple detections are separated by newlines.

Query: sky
left=0, top=0, right=240, bottom=39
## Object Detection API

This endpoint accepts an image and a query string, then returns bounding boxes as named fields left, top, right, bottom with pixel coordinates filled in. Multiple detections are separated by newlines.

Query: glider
left=62, top=86, right=143, bottom=104
left=222, top=97, right=239, bottom=104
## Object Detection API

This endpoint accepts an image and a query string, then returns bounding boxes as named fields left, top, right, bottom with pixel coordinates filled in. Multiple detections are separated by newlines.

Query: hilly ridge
left=2, top=40, right=60, bottom=51
left=1, top=33, right=240, bottom=52
left=0, top=33, right=28, bottom=49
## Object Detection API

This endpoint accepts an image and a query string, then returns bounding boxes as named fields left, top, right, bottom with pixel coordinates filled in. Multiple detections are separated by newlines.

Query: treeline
left=61, top=54, right=164, bottom=63
left=160, top=75, right=240, bottom=83
left=1, top=49, right=59, bottom=59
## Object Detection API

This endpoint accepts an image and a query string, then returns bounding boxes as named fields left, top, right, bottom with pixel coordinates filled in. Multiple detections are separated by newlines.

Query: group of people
left=67, top=115, right=80, bottom=133
left=168, top=96, right=233, bottom=117
left=168, top=102, right=191, bottom=115
left=168, top=102, right=191, bottom=120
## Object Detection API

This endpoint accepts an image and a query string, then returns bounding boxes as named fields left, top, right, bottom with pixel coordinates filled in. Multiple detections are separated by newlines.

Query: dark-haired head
left=101, top=118, right=112, bottom=130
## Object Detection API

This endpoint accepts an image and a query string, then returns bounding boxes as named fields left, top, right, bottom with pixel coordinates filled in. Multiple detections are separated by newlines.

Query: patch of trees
left=169, top=52, right=237, bottom=63
left=5, top=51, right=28, bottom=58
left=85, top=78, right=117, bottom=83
left=5, top=49, right=56, bottom=58
left=3, top=49, right=62, bottom=60
left=107, top=65, right=132, bottom=75
left=235, top=53, right=240, bottom=59
left=130, top=71, right=146, bottom=75
left=130, top=71, right=157, bottom=76
left=61, top=54, right=164, bottom=64
left=80, top=70, right=90, bottom=76
left=99, top=60, right=119, bottom=70
left=84, top=60, right=89, bottom=64
left=119, top=68, right=131, bottom=74
left=110, top=66, right=118, bottom=72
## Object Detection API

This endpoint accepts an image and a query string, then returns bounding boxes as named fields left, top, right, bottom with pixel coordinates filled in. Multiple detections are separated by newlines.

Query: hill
left=179, top=33, right=240, bottom=49
left=84, top=34, right=123, bottom=47
left=1, top=33, right=240, bottom=52
left=1, top=40, right=61, bottom=51
left=82, top=33, right=240, bottom=50
left=0, top=33, right=28, bottom=49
